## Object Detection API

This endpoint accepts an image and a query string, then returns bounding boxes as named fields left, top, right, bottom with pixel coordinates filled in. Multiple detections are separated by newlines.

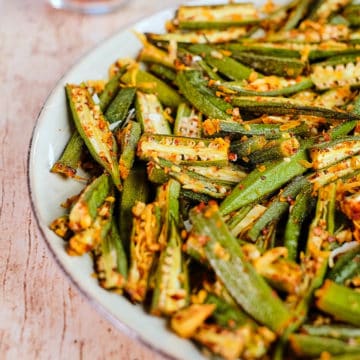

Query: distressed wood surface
left=0, top=1, right=182, bottom=359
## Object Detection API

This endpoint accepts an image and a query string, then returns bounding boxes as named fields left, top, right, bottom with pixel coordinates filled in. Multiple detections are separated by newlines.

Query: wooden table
left=0, top=1, right=182, bottom=358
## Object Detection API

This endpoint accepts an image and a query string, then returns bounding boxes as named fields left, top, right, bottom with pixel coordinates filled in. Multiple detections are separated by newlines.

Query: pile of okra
left=50, top=1, right=360, bottom=359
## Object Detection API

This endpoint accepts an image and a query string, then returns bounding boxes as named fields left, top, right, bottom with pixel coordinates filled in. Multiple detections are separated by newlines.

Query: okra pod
left=316, top=279, right=360, bottom=326
left=230, top=135, right=268, bottom=159
left=137, top=133, right=230, bottom=167
left=289, top=333, right=360, bottom=357
left=94, top=218, right=127, bottom=290
left=231, top=95, right=360, bottom=121
left=135, top=91, right=171, bottom=135
left=51, top=131, right=84, bottom=178
left=189, top=202, right=292, bottom=333
left=151, top=219, right=189, bottom=315
left=188, top=44, right=254, bottom=81
left=174, top=3, right=259, bottom=30
left=247, top=176, right=309, bottom=242
left=104, top=86, right=136, bottom=125
left=149, top=63, right=176, bottom=83
left=302, top=324, right=360, bottom=341
left=118, top=166, right=151, bottom=252
left=117, top=120, right=142, bottom=180
left=174, top=103, right=202, bottom=138
left=203, top=119, right=309, bottom=139
left=176, top=70, right=232, bottom=120
left=65, top=84, right=121, bottom=190
left=220, top=145, right=310, bottom=216
left=284, top=181, right=314, bottom=261
left=125, top=201, right=161, bottom=302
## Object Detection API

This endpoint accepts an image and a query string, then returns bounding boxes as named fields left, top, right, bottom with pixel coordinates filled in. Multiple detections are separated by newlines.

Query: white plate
left=28, top=2, right=286, bottom=359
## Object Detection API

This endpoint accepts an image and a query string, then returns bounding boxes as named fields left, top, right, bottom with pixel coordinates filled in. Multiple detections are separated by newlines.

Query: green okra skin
left=218, top=77, right=314, bottom=97
left=231, top=52, right=305, bottom=77
left=174, top=103, right=202, bottom=138
left=153, top=158, right=232, bottom=199
left=223, top=43, right=301, bottom=59
left=284, top=181, right=314, bottom=261
left=231, top=95, right=360, bottom=121
left=121, top=69, right=183, bottom=108
left=203, top=119, right=309, bottom=139
left=248, top=136, right=300, bottom=164
left=149, top=63, right=177, bottom=82
left=51, top=131, right=84, bottom=177
left=230, top=136, right=268, bottom=159
left=99, top=67, right=127, bottom=112
left=225, top=203, right=254, bottom=232
left=327, top=245, right=360, bottom=284
left=328, top=120, right=358, bottom=140
left=176, top=70, right=232, bottom=120
left=308, top=0, right=351, bottom=23
left=289, top=333, right=360, bottom=357
left=247, top=176, right=309, bottom=242
left=65, top=84, right=121, bottom=190
left=175, top=3, right=260, bottom=30
left=151, top=219, right=189, bottom=316
left=316, top=280, right=360, bottom=326
left=94, top=218, right=128, bottom=290
left=197, top=60, right=223, bottom=81
left=104, top=87, right=136, bottom=125
left=68, top=173, right=112, bottom=232
left=189, top=202, right=292, bottom=334
left=343, top=4, right=360, bottom=26
left=118, top=166, right=151, bottom=253
left=219, top=145, right=310, bottom=216
left=135, top=91, right=171, bottom=135
left=187, top=44, right=255, bottom=81
left=309, top=136, right=360, bottom=170
left=117, top=120, right=142, bottom=180
left=314, top=354, right=360, bottom=360
left=302, top=324, right=360, bottom=341
left=137, top=133, right=230, bottom=167
left=309, top=153, right=360, bottom=190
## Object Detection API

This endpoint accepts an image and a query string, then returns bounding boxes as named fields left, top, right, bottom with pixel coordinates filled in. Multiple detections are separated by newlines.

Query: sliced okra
left=316, top=280, right=360, bottom=326
left=151, top=219, right=189, bottom=316
left=343, top=4, right=360, bottom=26
left=311, top=54, right=360, bottom=90
left=174, top=3, right=260, bottom=30
left=67, top=192, right=115, bottom=256
left=309, top=0, right=351, bottom=23
left=282, top=0, right=313, bottom=31
left=65, top=84, right=121, bottom=190
left=51, top=131, right=84, bottom=178
left=152, top=158, right=232, bottom=199
left=187, top=44, right=255, bottom=81
left=231, top=52, right=305, bottom=77
left=94, top=218, right=127, bottom=290
left=265, top=22, right=350, bottom=43
left=176, top=70, right=232, bottom=120
left=137, top=39, right=176, bottom=69
left=68, top=173, right=112, bottom=232
left=125, top=201, right=161, bottom=302
left=309, top=136, right=360, bottom=169
left=231, top=95, right=360, bottom=121
left=104, top=86, right=136, bottom=125
left=302, top=323, right=360, bottom=341
left=135, top=91, right=171, bottom=135
left=116, top=120, right=142, bottom=180
left=189, top=202, right=292, bottom=334
left=137, top=133, right=230, bottom=166
left=218, top=76, right=314, bottom=97
left=174, top=103, right=202, bottom=138
left=203, top=119, right=309, bottom=139
left=247, top=176, right=309, bottom=242
left=220, top=144, right=310, bottom=216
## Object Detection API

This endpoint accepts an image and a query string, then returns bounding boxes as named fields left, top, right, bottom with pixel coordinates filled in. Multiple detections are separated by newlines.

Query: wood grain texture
left=0, top=0, right=182, bottom=359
